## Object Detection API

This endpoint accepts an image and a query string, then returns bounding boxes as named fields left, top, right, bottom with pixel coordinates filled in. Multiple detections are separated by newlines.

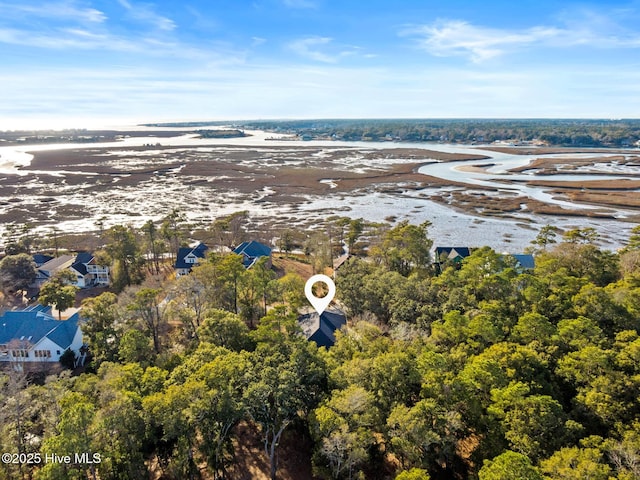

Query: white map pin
left=305, top=274, right=336, bottom=315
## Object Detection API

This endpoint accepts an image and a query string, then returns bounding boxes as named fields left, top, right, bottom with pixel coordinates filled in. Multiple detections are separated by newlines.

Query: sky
left=1, top=0, right=640, bottom=129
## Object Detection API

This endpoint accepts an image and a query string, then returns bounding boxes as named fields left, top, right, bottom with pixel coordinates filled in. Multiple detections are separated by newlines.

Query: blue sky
left=1, top=0, right=640, bottom=128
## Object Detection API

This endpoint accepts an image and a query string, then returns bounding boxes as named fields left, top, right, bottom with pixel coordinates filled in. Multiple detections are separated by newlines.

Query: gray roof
left=38, top=255, right=74, bottom=276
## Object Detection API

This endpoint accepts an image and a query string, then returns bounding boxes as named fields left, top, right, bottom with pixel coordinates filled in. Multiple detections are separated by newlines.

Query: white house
left=69, top=252, right=110, bottom=288
left=34, top=252, right=110, bottom=288
left=0, top=305, right=84, bottom=365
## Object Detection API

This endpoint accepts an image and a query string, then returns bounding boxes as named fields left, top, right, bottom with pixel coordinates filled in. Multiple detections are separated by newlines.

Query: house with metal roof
left=233, top=240, right=272, bottom=269
left=174, top=242, right=209, bottom=277
left=0, top=305, right=84, bottom=365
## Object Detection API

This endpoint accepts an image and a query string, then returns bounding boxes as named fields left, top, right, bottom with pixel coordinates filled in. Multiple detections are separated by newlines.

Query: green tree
left=487, top=382, right=568, bottom=460
left=38, top=274, right=78, bottom=320
left=540, top=439, right=611, bottom=480
left=311, top=386, right=377, bottom=480
left=141, top=219, right=161, bottom=274
left=160, top=208, right=186, bottom=262
left=478, top=451, right=543, bottom=480
left=217, top=253, right=246, bottom=314
left=244, top=338, right=326, bottom=480
left=170, top=273, right=209, bottom=340
left=197, top=309, right=252, bottom=352
left=529, top=224, right=558, bottom=253
left=395, top=469, right=431, bottom=480
left=379, top=220, right=433, bottom=276
left=0, top=253, right=36, bottom=294
left=562, top=227, right=599, bottom=244
left=38, top=392, right=97, bottom=480
left=81, top=292, right=121, bottom=366
left=118, top=330, right=155, bottom=366
left=346, top=218, right=364, bottom=251
left=105, top=225, right=144, bottom=291
left=387, top=399, right=462, bottom=471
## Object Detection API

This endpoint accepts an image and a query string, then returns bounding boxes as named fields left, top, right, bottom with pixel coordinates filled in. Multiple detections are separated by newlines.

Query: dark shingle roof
left=0, top=306, right=80, bottom=350
left=70, top=251, right=94, bottom=276
left=174, top=243, right=209, bottom=270
left=435, top=247, right=471, bottom=262
left=32, top=254, right=54, bottom=267
left=298, top=309, right=347, bottom=348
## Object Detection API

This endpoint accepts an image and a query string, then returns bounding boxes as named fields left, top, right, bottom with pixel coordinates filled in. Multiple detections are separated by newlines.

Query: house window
left=12, top=350, right=28, bottom=358
left=56, top=350, right=61, bottom=355
left=34, top=350, right=51, bottom=358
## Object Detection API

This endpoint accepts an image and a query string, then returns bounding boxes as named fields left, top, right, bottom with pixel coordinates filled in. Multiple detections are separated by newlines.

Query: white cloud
left=287, top=36, right=361, bottom=63
left=5, top=59, right=640, bottom=128
left=288, top=36, right=336, bottom=62
left=0, top=1, right=107, bottom=23
left=404, top=20, right=564, bottom=62
left=117, top=0, right=176, bottom=31
left=404, top=14, right=640, bottom=63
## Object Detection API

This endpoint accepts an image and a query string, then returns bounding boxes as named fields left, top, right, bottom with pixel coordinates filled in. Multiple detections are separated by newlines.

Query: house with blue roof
left=174, top=242, right=209, bottom=277
left=298, top=308, right=347, bottom=348
left=510, top=254, right=536, bottom=271
left=233, top=240, right=272, bottom=269
left=32, top=254, right=54, bottom=267
left=0, top=305, right=84, bottom=365
left=434, top=246, right=473, bottom=272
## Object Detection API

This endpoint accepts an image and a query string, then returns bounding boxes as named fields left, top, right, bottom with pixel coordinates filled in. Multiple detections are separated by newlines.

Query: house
left=174, top=242, right=209, bottom=277
left=510, top=254, right=535, bottom=271
left=0, top=305, right=84, bottom=366
left=34, top=252, right=110, bottom=288
left=32, top=254, right=54, bottom=267
left=69, top=252, right=110, bottom=287
left=233, top=240, right=272, bottom=269
left=34, top=255, right=75, bottom=287
left=298, top=308, right=347, bottom=348
left=434, top=247, right=472, bottom=272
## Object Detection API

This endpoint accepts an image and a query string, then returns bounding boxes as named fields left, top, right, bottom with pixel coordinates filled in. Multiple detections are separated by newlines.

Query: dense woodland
left=156, top=119, right=640, bottom=147
left=6, top=119, right=640, bottom=147
left=2, top=216, right=640, bottom=480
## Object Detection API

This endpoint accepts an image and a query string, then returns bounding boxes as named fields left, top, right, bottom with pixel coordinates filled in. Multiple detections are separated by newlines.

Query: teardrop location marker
left=304, top=274, right=336, bottom=315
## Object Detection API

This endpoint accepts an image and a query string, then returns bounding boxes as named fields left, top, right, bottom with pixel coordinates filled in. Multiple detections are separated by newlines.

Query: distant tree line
left=235, top=118, right=640, bottom=147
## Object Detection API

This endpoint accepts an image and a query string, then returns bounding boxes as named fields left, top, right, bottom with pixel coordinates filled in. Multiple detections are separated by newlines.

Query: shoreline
left=1, top=131, right=639, bottom=251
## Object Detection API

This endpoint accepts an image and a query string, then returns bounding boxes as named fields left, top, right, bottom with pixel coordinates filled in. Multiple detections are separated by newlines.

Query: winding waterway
left=1, top=128, right=639, bottom=250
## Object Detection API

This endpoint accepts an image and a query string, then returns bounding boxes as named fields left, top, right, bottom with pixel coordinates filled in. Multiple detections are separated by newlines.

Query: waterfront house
left=233, top=240, right=272, bottom=269
left=174, top=242, right=209, bottom=276
left=69, top=252, right=110, bottom=287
